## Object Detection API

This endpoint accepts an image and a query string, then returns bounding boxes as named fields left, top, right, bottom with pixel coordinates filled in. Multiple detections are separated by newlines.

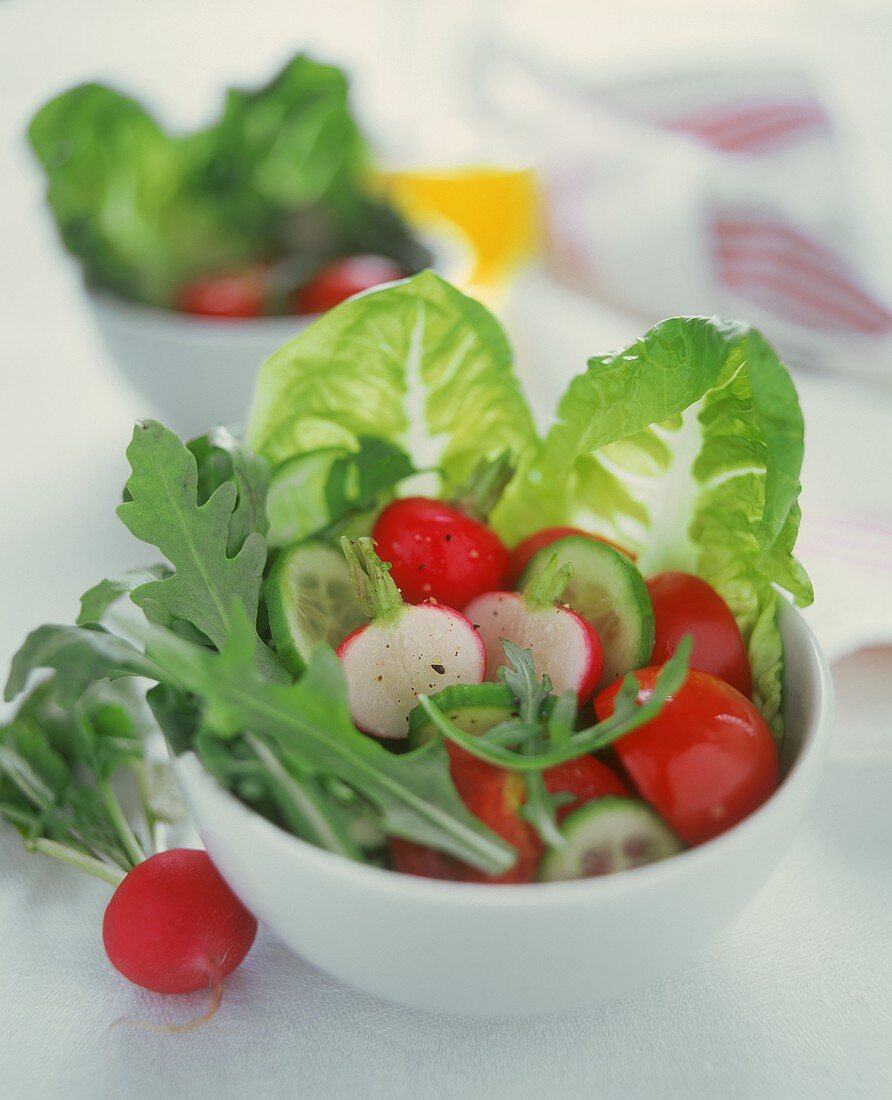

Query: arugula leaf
left=1, top=678, right=153, bottom=884
left=417, top=638, right=692, bottom=772
left=4, top=623, right=155, bottom=705
left=117, top=420, right=285, bottom=682
left=496, top=318, right=811, bottom=739
left=248, top=272, right=539, bottom=492
left=188, top=426, right=270, bottom=555
left=146, top=605, right=516, bottom=875
left=77, top=566, right=167, bottom=626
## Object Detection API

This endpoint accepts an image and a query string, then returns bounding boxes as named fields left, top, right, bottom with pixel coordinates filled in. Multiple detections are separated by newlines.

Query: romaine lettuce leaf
left=248, top=271, right=539, bottom=490
left=496, top=317, right=812, bottom=738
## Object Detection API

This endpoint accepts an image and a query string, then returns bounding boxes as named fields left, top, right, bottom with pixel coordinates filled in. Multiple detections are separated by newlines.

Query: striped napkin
left=531, top=66, right=892, bottom=381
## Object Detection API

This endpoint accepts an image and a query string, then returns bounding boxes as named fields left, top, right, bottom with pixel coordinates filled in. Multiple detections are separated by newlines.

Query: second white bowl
left=86, top=287, right=315, bottom=438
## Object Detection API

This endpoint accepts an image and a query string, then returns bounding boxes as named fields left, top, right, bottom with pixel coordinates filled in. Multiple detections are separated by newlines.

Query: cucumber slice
left=266, top=542, right=365, bottom=676
left=407, top=682, right=556, bottom=749
left=522, top=535, right=654, bottom=690
left=407, top=683, right=519, bottom=749
left=266, top=448, right=344, bottom=547
left=539, top=796, right=683, bottom=881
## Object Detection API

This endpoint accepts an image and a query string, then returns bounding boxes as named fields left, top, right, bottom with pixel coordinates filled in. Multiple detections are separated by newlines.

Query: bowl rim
left=85, top=282, right=322, bottom=334
left=176, top=598, right=833, bottom=907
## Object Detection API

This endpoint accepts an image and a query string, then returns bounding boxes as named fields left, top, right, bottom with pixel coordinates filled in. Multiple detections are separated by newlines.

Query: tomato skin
left=646, top=572, right=752, bottom=697
left=508, top=527, right=634, bottom=585
left=594, top=668, right=778, bottom=846
left=389, top=767, right=541, bottom=884
left=176, top=270, right=265, bottom=318
left=372, top=497, right=509, bottom=607
left=293, top=255, right=404, bottom=314
left=543, top=755, right=629, bottom=822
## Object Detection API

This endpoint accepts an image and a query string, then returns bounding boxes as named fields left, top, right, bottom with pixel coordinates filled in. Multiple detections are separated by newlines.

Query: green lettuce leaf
left=496, top=317, right=812, bottom=739
left=248, top=272, right=539, bottom=490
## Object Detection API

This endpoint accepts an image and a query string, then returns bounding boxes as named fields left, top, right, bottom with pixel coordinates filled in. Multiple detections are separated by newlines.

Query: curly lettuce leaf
left=248, top=272, right=539, bottom=490
left=497, top=317, right=812, bottom=739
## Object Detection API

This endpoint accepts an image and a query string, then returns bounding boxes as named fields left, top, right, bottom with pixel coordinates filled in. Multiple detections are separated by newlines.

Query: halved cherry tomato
left=176, top=269, right=265, bottom=318
left=594, top=668, right=778, bottom=845
left=389, top=766, right=542, bottom=884
left=508, top=527, right=635, bottom=585
left=293, top=255, right=405, bottom=315
left=543, top=755, right=629, bottom=822
left=646, top=571, right=752, bottom=697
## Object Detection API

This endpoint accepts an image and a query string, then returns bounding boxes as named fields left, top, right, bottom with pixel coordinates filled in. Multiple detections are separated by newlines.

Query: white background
left=2, top=2, right=891, bottom=1097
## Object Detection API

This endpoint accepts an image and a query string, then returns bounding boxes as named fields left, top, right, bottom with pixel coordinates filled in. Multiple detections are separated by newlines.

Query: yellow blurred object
left=377, top=166, right=540, bottom=299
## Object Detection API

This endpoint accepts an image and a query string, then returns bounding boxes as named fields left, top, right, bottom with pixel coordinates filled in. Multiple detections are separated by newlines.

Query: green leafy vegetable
left=417, top=637, right=692, bottom=773
left=117, top=419, right=284, bottom=682
left=77, top=566, right=167, bottom=626
left=496, top=318, right=812, bottom=738
left=248, top=272, right=539, bottom=492
left=188, top=426, right=270, bottom=555
left=28, top=56, right=428, bottom=306
left=0, top=678, right=157, bottom=885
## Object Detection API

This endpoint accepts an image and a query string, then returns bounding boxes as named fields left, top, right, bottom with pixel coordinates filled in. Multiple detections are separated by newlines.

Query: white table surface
left=2, top=3, right=892, bottom=1097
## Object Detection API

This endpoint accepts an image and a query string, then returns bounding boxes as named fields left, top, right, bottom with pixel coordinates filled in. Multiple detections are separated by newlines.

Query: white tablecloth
left=2, top=3, right=892, bottom=1096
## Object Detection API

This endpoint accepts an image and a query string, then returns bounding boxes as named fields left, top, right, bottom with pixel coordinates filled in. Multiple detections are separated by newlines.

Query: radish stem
left=99, top=780, right=146, bottom=868
left=31, top=838, right=126, bottom=886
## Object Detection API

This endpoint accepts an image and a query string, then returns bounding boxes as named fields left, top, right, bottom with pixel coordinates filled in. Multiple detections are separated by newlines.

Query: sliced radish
left=337, top=537, right=485, bottom=738
left=464, top=554, right=604, bottom=703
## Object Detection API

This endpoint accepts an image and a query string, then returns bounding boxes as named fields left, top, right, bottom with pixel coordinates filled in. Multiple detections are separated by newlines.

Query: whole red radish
left=337, top=537, right=485, bottom=739
left=508, top=526, right=635, bottom=585
left=646, top=571, right=752, bottom=697
left=464, top=555, right=604, bottom=703
left=293, top=254, right=405, bottom=314
left=594, top=668, right=778, bottom=845
left=102, top=849, right=257, bottom=997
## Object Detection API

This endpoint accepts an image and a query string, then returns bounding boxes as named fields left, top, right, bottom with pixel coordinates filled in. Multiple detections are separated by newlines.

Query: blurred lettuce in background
left=28, top=54, right=429, bottom=308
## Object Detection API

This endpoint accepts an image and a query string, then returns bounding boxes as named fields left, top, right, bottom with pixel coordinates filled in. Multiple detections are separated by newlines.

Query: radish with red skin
left=371, top=498, right=509, bottom=606
left=370, top=455, right=514, bottom=607
left=464, top=555, right=604, bottom=703
left=102, top=849, right=257, bottom=1004
left=337, top=537, right=486, bottom=739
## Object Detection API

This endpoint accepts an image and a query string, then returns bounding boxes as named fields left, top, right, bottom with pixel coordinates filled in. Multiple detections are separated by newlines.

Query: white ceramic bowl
left=86, top=287, right=316, bottom=438
left=173, top=601, right=832, bottom=1017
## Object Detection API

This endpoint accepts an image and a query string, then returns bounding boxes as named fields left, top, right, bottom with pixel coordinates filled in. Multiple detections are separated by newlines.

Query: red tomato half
left=372, top=497, right=509, bottom=607
left=594, top=668, right=778, bottom=845
left=293, top=255, right=405, bottom=314
left=543, top=755, right=629, bottom=822
left=646, top=572, right=752, bottom=697
left=508, top=527, right=635, bottom=585
left=176, top=270, right=265, bottom=318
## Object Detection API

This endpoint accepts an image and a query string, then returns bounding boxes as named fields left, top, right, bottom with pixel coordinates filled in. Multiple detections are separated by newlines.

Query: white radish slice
left=337, top=604, right=486, bottom=739
left=464, top=591, right=603, bottom=702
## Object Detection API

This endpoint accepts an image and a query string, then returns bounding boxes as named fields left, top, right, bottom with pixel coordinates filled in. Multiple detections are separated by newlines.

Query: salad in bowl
left=28, top=54, right=432, bottom=433
left=1, top=273, right=825, bottom=1016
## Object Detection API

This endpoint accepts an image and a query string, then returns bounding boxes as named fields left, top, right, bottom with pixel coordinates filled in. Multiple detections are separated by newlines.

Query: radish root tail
left=108, top=964, right=224, bottom=1035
